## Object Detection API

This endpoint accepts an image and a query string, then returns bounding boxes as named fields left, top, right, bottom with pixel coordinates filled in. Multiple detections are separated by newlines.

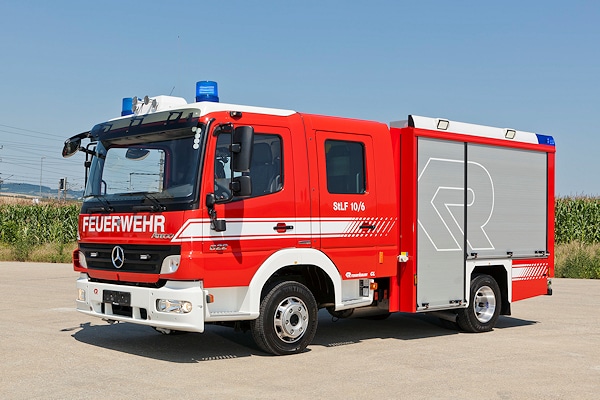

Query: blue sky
left=0, top=1, right=598, bottom=195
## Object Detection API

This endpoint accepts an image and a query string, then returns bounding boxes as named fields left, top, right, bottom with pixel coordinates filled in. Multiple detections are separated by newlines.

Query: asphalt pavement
left=0, top=262, right=598, bottom=399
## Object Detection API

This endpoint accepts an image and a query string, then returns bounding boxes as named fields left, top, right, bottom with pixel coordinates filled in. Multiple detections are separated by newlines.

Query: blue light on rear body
left=196, top=81, right=219, bottom=102
left=536, top=134, right=555, bottom=146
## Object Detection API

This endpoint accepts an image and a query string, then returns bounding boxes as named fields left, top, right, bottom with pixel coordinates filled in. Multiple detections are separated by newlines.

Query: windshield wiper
left=130, top=192, right=166, bottom=212
left=87, top=195, right=114, bottom=213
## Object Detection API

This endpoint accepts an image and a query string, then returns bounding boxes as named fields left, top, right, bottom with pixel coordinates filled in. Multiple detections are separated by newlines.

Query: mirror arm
left=79, top=146, right=105, bottom=159
left=206, top=193, right=226, bottom=232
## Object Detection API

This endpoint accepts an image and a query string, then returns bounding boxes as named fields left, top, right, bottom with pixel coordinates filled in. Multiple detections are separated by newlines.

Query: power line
left=0, top=122, right=83, bottom=187
left=0, top=124, right=61, bottom=138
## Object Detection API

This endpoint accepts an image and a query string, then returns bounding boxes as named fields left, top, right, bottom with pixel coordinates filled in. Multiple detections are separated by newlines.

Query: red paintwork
left=76, top=110, right=555, bottom=312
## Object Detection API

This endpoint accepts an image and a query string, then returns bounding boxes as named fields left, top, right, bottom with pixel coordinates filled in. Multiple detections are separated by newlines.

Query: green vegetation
left=555, top=196, right=600, bottom=244
left=554, top=196, right=600, bottom=278
left=0, top=197, right=599, bottom=278
left=0, top=202, right=78, bottom=262
left=554, top=242, right=600, bottom=279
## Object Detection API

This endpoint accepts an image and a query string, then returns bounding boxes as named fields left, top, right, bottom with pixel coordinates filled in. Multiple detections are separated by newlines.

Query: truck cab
left=64, top=81, right=396, bottom=354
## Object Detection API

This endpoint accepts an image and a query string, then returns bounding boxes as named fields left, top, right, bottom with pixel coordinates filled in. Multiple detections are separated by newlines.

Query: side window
left=325, top=140, right=366, bottom=194
left=250, top=134, right=283, bottom=197
left=213, top=132, right=283, bottom=200
left=214, top=133, right=232, bottom=200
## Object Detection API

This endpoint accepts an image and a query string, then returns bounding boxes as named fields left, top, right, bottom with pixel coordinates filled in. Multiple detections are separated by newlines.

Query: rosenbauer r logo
left=418, top=157, right=495, bottom=252
left=111, top=246, right=125, bottom=269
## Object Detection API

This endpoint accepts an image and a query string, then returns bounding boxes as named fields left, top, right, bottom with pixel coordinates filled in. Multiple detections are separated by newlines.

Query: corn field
left=554, top=196, right=600, bottom=278
left=0, top=197, right=599, bottom=277
left=0, top=202, right=79, bottom=261
left=555, top=196, right=600, bottom=244
left=2, top=197, right=593, bottom=244
left=0, top=203, right=79, bottom=244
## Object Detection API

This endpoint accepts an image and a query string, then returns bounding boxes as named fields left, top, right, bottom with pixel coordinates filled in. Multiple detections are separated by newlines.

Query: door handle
left=273, top=223, right=294, bottom=233
left=360, top=224, right=375, bottom=230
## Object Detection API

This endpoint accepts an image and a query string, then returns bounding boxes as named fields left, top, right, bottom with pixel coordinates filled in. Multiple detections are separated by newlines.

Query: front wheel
left=251, top=281, right=318, bottom=355
left=457, top=274, right=501, bottom=333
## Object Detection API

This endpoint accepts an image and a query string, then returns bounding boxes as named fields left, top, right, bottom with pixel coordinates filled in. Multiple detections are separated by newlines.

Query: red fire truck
left=63, top=81, right=555, bottom=355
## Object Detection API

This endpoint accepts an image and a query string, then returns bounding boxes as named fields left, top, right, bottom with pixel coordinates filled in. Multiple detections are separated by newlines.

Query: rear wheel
left=457, top=274, right=501, bottom=333
left=251, top=281, right=318, bottom=355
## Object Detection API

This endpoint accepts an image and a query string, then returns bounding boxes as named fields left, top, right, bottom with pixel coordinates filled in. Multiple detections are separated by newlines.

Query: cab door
left=315, top=131, right=380, bottom=277
left=201, top=120, right=301, bottom=288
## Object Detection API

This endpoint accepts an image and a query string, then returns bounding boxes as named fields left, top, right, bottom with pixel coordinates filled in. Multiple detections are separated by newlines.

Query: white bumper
left=75, top=274, right=206, bottom=332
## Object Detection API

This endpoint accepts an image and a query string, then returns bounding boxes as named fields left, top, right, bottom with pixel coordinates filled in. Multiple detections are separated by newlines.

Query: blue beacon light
left=536, top=134, right=555, bottom=146
left=121, top=97, right=134, bottom=116
left=196, top=81, right=219, bottom=102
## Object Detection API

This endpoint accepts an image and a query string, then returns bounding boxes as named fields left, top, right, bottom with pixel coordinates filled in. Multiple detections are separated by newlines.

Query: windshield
left=83, top=123, right=205, bottom=212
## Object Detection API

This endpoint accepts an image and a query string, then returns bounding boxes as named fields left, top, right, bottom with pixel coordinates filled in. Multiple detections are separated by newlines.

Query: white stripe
left=172, top=217, right=397, bottom=242
left=512, top=262, right=548, bottom=281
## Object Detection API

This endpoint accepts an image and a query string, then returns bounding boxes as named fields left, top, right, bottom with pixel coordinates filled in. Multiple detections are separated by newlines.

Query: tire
left=457, top=274, right=501, bottom=333
left=251, top=281, right=318, bottom=355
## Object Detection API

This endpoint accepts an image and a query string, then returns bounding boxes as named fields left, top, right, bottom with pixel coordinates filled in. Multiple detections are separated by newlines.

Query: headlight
left=156, top=299, right=192, bottom=314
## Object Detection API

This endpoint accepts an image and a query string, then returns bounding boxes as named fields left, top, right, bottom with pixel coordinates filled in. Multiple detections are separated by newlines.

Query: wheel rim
left=273, top=296, right=309, bottom=343
left=473, top=285, right=496, bottom=323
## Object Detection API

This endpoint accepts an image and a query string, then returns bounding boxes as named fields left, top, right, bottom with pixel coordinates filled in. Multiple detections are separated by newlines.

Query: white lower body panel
left=75, top=274, right=206, bottom=332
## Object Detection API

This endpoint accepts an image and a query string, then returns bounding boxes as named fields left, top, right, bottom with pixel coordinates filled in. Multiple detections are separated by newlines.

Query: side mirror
left=231, top=126, right=254, bottom=172
left=231, top=175, right=252, bottom=197
left=206, top=193, right=216, bottom=208
left=125, top=148, right=150, bottom=160
left=62, top=137, right=81, bottom=158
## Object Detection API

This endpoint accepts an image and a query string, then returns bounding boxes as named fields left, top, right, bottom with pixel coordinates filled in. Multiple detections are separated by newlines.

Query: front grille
left=79, top=243, right=181, bottom=274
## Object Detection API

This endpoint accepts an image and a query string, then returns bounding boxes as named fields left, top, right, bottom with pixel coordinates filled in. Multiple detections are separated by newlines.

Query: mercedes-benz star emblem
left=111, top=246, right=125, bottom=269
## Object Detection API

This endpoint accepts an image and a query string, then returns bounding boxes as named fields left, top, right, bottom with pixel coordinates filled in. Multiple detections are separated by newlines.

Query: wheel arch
left=470, top=263, right=512, bottom=316
left=241, top=248, right=342, bottom=314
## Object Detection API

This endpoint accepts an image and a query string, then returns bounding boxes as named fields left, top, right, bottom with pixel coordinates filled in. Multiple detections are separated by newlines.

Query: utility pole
left=0, top=145, right=4, bottom=195
left=39, top=156, right=45, bottom=198
left=0, top=174, right=12, bottom=195
left=59, top=177, right=67, bottom=201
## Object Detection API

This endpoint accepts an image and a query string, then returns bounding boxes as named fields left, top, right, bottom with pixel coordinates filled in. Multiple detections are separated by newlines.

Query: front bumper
left=75, top=273, right=206, bottom=332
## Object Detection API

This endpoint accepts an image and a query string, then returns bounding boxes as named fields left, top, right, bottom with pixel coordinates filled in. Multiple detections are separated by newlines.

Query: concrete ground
left=0, top=262, right=598, bottom=399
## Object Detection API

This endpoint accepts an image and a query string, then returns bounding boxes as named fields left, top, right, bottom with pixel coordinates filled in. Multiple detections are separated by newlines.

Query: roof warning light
left=196, top=81, right=219, bottom=103
left=121, top=97, right=134, bottom=116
